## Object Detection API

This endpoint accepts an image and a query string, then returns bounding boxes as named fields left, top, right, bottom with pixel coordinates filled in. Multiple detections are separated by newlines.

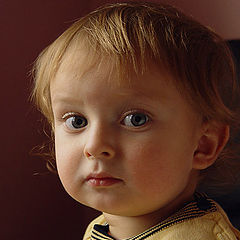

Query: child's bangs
left=58, top=39, right=136, bottom=88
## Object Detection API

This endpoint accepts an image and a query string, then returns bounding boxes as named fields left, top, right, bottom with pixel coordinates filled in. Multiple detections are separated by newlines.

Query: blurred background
left=1, top=0, right=239, bottom=239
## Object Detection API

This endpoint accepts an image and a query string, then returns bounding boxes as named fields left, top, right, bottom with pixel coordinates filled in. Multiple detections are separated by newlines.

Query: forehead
left=51, top=52, right=202, bottom=137
left=51, top=50, right=192, bottom=118
left=53, top=41, right=175, bottom=91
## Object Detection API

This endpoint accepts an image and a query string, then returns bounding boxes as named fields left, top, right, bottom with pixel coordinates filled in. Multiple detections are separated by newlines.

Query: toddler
left=32, top=2, right=240, bottom=240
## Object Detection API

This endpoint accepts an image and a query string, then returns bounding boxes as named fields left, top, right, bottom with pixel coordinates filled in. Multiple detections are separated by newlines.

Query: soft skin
left=50, top=50, right=227, bottom=239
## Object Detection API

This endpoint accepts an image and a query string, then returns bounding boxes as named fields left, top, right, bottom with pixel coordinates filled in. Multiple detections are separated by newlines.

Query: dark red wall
left=1, top=1, right=136, bottom=239
left=1, top=1, right=96, bottom=239
left=1, top=1, right=239, bottom=239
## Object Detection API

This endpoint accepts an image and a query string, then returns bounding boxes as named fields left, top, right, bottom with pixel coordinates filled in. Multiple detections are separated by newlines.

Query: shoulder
left=160, top=202, right=240, bottom=240
left=83, top=215, right=106, bottom=240
left=82, top=198, right=240, bottom=240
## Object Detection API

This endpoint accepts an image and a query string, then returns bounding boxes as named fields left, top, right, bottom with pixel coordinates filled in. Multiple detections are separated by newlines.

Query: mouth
left=85, top=173, right=122, bottom=187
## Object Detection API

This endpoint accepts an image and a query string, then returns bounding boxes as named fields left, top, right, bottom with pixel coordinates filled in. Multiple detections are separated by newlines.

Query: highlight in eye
left=62, top=112, right=88, bottom=130
left=122, top=112, right=149, bottom=127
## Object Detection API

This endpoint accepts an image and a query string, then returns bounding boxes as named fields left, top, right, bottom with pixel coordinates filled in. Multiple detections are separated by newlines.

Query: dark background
left=1, top=0, right=239, bottom=239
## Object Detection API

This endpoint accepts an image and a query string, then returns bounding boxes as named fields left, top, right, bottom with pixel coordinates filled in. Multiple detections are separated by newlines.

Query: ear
left=193, top=123, right=229, bottom=170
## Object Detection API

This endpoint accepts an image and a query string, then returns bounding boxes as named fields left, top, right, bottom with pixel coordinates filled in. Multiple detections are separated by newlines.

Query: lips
left=86, top=173, right=122, bottom=187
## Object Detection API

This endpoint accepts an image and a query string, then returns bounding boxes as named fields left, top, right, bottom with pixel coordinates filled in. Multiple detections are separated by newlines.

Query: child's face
left=51, top=51, right=203, bottom=217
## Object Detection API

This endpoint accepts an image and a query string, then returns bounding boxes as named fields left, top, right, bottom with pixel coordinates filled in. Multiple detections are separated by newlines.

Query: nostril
left=85, top=152, right=92, bottom=157
left=85, top=149, right=114, bottom=159
left=102, top=152, right=110, bottom=156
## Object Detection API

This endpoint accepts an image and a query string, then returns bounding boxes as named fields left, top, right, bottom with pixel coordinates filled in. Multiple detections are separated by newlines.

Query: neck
left=103, top=189, right=195, bottom=239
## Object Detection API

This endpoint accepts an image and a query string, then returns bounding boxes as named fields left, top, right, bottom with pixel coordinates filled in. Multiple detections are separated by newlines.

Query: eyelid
left=120, top=108, right=152, bottom=124
left=121, top=109, right=151, bottom=118
left=62, top=112, right=80, bottom=119
left=61, top=112, right=88, bottom=131
left=60, top=109, right=152, bottom=125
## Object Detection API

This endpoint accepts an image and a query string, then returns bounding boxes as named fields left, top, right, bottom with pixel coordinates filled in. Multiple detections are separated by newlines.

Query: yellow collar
left=91, top=193, right=217, bottom=240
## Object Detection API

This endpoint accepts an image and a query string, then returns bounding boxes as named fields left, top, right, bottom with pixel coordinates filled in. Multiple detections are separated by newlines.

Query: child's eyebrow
left=51, top=89, right=170, bottom=105
left=51, top=95, right=84, bottom=106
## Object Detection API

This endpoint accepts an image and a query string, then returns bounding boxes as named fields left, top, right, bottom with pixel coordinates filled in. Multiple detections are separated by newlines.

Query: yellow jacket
left=83, top=195, right=240, bottom=240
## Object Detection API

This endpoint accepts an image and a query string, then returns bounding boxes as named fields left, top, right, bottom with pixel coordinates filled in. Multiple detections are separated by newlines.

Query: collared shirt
left=83, top=194, right=240, bottom=240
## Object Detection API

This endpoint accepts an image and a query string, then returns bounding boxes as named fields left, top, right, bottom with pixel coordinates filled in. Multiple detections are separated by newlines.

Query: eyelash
left=61, top=109, right=151, bottom=130
left=120, top=109, right=151, bottom=125
left=62, top=112, right=88, bottom=130
left=62, top=112, right=79, bottom=119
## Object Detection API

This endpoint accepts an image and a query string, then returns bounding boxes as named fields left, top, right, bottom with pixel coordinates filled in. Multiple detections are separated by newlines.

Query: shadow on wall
left=228, top=40, right=240, bottom=79
left=213, top=40, right=240, bottom=229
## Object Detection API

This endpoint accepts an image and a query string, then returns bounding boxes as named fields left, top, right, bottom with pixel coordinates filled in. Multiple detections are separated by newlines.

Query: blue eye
left=65, top=115, right=88, bottom=129
left=123, top=113, right=149, bottom=127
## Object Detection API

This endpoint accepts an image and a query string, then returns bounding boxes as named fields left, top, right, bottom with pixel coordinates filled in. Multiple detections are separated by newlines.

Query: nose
left=83, top=124, right=116, bottom=160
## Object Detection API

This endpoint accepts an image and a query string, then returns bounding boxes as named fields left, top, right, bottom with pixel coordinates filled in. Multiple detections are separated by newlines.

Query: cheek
left=124, top=142, right=165, bottom=180
left=55, top=129, right=80, bottom=165
left=54, top=133, right=82, bottom=187
left=124, top=139, right=193, bottom=192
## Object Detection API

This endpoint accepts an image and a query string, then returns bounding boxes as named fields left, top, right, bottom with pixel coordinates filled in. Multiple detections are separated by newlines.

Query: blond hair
left=32, top=2, right=240, bottom=194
